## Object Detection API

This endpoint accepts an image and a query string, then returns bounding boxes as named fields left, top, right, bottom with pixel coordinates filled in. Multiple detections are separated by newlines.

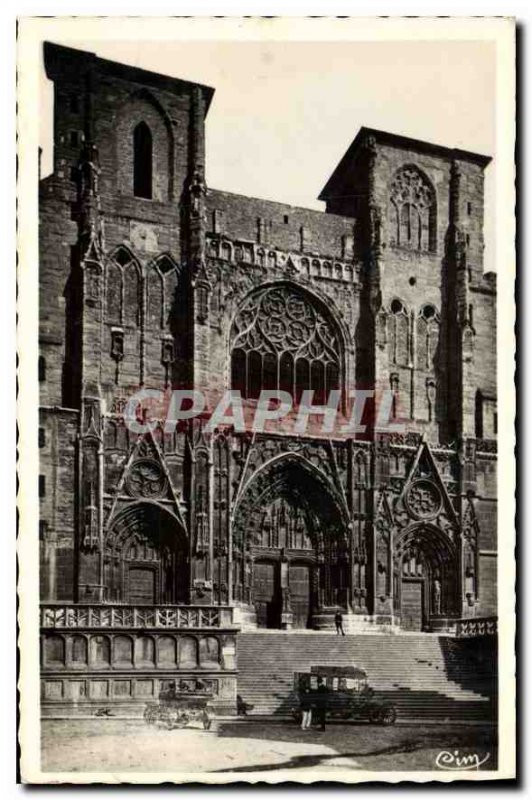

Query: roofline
left=319, top=126, right=492, bottom=200
left=207, top=186, right=353, bottom=222
left=43, top=41, right=215, bottom=113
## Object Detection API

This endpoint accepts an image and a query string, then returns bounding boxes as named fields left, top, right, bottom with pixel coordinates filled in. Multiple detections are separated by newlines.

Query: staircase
left=237, top=633, right=497, bottom=722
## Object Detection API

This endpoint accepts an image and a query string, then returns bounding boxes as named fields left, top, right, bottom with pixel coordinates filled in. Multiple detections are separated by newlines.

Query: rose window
left=406, top=479, right=441, bottom=519
left=126, top=459, right=167, bottom=499
left=230, top=285, right=342, bottom=402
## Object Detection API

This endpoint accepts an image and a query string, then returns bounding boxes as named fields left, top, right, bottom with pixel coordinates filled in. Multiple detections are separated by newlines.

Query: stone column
left=279, top=551, right=293, bottom=629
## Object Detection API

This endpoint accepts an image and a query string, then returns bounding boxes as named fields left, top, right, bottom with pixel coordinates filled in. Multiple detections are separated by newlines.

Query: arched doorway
left=233, top=455, right=349, bottom=629
left=393, top=525, right=457, bottom=631
left=251, top=494, right=315, bottom=629
left=104, top=503, right=189, bottom=604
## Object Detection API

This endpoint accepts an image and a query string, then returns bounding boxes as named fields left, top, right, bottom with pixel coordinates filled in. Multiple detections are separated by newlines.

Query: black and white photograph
left=16, top=15, right=516, bottom=783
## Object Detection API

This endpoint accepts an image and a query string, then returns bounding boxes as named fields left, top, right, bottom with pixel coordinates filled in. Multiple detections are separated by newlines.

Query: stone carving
left=406, top=479, right=442, bottom=520
left=462, top=496, right=479, bottom=547
left=234, top=436, right=340, bottom=503
left=231, top=285, right=340, bottom=363
left=378, top=432, right=422, bottom=448
left=256, top=497, right=313, bottom=550
left=206, top=235, right=358, bottom=284
left=40, top=604, right=224, bottom=630
left=456, top=617, right=497, bottom=638
left=84, top=264, right=101, bottom=304
left=130, top=221, right=158, bottom=253
left=433, top=577, right=442, bottom=614
left=126, top=459, right=168, bottom=499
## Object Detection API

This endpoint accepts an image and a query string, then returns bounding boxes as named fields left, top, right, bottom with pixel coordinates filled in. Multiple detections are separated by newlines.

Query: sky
left=39, top=37, right=497, bottom=271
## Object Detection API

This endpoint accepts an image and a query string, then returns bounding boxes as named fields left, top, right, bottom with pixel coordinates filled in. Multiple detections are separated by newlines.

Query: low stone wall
left=40, top=604, right=239, bottom=717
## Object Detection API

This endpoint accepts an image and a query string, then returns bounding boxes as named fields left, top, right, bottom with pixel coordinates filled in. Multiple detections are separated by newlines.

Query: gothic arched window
left=416, top=304, right=440, bottom=371
left=133, top=121, right=153, bottom=199
left=389, top=165, right=436, bottom=252
left=388, top=298, right=409, bottom=366
left=230, top=285, right=342, bottom=403
left=106, top=246, right=141, bottom=328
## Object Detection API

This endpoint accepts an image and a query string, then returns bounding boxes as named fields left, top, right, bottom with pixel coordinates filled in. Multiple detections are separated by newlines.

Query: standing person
left=299, top=685, right=313, bottom=730
left=334, top=609, right=346, bottom=636
left=316, top=677, right=329, bottom=732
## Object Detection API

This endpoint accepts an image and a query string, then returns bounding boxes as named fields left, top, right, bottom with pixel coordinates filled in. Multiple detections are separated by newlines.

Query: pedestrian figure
left=299, top=685, right=313, bottom=730
left=315, top=677, right=329, bottom=731
left=334, top=609, right=346, bottom=636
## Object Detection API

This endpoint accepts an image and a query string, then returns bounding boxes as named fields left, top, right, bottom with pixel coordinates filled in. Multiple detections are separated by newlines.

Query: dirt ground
left=41, top=718, right=497, bottom=777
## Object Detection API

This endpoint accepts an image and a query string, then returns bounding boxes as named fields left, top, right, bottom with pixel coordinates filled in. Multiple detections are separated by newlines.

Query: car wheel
left=368, top=707, right=381, bottom=724
left=379, top=706, right=397, bottom=726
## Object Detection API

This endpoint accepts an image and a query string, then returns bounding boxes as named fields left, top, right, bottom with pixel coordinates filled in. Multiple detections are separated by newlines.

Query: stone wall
left=207, top=188, right=355, bottom=258
left=39, top=408, right=79, bottom=601
left=40, top=618, right=238, bottom=716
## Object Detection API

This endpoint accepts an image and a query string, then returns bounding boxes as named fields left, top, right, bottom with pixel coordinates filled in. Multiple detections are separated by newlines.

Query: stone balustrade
left=206, top=233, right=359, bottom=284
left=40, top=604, right=239, bottom=716
left=455, top=616, right=497, bottom=638
left=40, top=604, right=237, bottom=631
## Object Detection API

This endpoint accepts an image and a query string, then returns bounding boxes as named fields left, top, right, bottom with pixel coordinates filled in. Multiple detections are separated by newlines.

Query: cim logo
left=435, top=750, right=491, bottom=771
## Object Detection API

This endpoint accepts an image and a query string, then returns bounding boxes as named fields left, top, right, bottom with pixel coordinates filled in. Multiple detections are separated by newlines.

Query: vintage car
left=292, top=665, right=397, bottom=725
left=143, top=679, right=215, bottom=730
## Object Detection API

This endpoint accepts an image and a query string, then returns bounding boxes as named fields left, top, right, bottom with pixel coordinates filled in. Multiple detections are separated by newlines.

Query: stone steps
left=237, top=632, right=497, bottom=721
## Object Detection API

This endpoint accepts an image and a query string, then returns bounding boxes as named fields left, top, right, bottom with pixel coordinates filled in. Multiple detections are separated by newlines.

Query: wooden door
left=253, top=562, right=278, bottom=628
left=128, top=566, right=156, bottom=604
left=401, top=579, right=424, bottom=631
left=289, top=564, right=311, bottom=628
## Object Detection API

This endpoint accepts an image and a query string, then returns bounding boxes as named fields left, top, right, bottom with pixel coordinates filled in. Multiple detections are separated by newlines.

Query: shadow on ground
left=212, top=721, right=497, bottom=773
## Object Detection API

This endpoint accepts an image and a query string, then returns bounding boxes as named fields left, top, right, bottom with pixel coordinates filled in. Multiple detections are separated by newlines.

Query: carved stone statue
left=433, top=578, right=442, bottom=615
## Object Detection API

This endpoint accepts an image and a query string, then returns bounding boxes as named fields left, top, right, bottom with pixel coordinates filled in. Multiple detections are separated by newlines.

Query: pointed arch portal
left=105, top=502, right=188, bottom=604
left=393, top=524, right=458, bottom=631
left=232, top=455, right=349, bottom=629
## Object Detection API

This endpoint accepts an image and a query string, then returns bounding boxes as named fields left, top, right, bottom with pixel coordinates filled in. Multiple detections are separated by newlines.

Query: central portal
left=253, top=558, right=313, bottom=629
left=233, top=455, right=349, bottom=629
left=251, top=494, right=315, bottom=629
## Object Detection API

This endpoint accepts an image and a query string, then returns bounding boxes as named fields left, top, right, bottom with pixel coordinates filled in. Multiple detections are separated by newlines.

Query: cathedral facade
left=38, top=41, right=497, bottom=687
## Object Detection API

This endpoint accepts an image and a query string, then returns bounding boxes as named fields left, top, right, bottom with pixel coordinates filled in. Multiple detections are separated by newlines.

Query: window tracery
left=106, top=247, right=141, bottom=328
left=389, top=166, right=436, bottom=252
left=230, top=285, right=342, bottom=402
